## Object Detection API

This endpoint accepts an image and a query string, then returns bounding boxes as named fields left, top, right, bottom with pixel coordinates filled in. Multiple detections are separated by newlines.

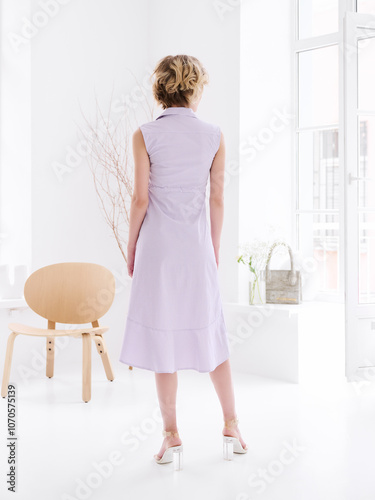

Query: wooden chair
left=1, top=262, right=116, bottom=403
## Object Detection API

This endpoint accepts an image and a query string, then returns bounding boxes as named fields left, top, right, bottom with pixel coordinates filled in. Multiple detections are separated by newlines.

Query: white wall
left=238, top=0, right=294, bottom=303
left=0, top=1, right=32, bottom=272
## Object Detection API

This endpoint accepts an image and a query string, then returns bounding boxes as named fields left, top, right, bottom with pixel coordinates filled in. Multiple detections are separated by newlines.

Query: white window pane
left=298, top=129, right=339, bottom=210
left=299, top=45, right=339, bottom=128
left=358, top=36, right=375, bottom=111
left=299, top=0, right=338, bottom=39
left=357, top=0, right=375, bottom=14
left=359, top=212, right=375, bottom=303
left=358, top=117, right=375, bottom=209
left=298, top=213, right=340, bottom=293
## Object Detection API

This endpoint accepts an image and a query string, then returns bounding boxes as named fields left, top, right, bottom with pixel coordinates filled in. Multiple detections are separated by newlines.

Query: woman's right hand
left=214, top=245, right=220, bottom=269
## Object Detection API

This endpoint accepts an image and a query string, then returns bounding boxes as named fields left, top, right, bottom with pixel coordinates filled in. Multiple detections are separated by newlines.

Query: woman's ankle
left=223, top=415, right=238, bottom=426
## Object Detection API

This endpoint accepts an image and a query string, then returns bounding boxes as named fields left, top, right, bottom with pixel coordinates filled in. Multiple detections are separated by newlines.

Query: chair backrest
left=24, top=262, right=116, bottom=324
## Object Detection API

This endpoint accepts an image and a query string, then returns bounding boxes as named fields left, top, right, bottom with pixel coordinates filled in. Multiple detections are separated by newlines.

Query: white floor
left=1, top=358, right=375, bottom=500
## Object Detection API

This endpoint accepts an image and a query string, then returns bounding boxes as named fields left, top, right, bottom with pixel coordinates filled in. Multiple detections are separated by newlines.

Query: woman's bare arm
left=127, top=128, right=150, bottom=277
left=209, top=131, right=225, bottom=269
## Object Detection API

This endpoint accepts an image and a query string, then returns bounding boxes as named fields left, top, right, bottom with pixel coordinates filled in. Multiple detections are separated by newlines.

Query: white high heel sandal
left=223, top=417, right=248, bottom=460
left=154, top=429, right=183, bottom=470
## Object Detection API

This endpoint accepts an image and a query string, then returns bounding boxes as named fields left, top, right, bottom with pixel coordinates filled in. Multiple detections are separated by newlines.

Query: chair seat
left=8, top=322, right=109, bottom=338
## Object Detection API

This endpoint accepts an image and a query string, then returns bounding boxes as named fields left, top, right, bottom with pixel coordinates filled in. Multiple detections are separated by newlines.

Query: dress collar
left=156, top=106, right=197, bottom=120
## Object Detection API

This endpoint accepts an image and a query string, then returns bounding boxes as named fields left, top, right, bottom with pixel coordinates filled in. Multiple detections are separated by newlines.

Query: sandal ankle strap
left=163, top=429, right=179, bottom=437
left=224, top=417, right=239, bottom=428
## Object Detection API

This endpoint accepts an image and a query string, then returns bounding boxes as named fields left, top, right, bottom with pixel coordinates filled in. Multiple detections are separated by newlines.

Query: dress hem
left=118, top=353, right=230, bottom=374
left=118, top=309, right=230, bottom=373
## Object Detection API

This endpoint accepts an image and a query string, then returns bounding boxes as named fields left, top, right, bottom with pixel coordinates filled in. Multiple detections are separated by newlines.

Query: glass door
left=344, top=11, right=375, bottom=379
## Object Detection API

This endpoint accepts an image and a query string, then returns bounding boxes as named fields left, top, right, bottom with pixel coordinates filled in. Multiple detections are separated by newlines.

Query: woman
left=119, top=54, right=247, bottom=465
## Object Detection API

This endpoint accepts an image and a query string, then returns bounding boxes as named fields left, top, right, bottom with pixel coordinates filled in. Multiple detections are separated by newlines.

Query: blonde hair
left=151, top=54, right=209, bottom=109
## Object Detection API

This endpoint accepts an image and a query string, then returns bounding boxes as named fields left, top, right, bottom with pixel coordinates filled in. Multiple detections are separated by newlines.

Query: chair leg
left=82, top=333, right=91, bottom=403
left=1, top=332, right=19, bottom=398
left=46, top=337, right=55, bottom=378
left=93, top=335, right=114, bottom=381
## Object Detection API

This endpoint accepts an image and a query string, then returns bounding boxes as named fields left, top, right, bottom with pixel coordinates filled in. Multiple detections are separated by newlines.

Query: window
left=294, top=0, right=375, bottom=301
left=294, top=4, right=340, bottom=298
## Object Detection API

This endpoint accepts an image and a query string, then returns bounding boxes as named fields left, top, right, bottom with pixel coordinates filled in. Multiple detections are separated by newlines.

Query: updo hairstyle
left=151, top=54, right=209, bottom=109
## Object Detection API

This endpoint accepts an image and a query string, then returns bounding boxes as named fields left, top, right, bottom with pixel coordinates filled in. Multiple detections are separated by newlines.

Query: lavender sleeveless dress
left=118, top=106, right=230, bottom=373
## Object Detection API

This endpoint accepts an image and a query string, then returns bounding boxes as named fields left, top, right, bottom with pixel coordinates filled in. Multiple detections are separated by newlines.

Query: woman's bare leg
left=154, top=372, right=182, bottom=459
left=209, top=359, right=247, bottom=449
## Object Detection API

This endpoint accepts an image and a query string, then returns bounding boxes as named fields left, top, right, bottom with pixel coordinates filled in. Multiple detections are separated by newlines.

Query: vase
left=249, top=270, right=266, bottom=305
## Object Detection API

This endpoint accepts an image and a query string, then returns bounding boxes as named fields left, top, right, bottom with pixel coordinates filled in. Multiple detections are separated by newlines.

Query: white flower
left=238, top=237, right=288, bottom=277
